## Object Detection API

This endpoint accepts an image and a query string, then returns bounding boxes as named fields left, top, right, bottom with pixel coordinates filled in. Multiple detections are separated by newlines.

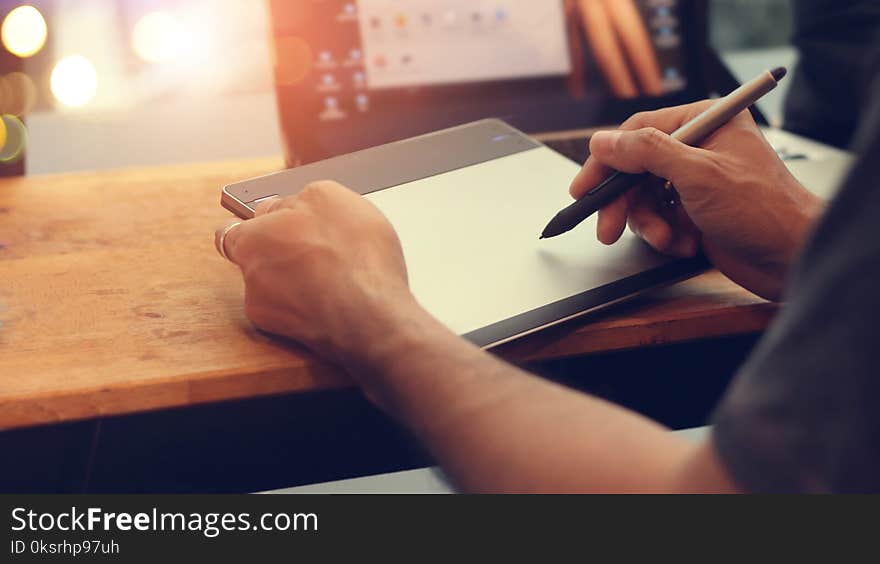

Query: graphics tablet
left=222, top=120, right=708, bottom=348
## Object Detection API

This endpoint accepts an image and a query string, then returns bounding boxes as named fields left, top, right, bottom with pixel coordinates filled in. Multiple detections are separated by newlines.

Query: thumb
left=589, top=128, right=711, bottom=188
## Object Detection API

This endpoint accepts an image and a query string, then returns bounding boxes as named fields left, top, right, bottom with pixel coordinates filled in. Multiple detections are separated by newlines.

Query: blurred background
left=0, top=0, right=794, bottom=175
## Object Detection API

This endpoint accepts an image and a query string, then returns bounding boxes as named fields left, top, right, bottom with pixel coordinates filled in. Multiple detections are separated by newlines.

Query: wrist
left=800, top=190, right=826, bottom=234
left=762, top=188, right=825, bottom=299
left=335, top=290, right=448, bottom=376
left=337, top=292, right=495, bottom=421
left=784, top=188, right=825, bottom=263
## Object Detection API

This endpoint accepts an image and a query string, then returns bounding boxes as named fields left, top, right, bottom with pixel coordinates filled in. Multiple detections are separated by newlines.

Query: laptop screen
left=270, top=0, right=707, bottom=165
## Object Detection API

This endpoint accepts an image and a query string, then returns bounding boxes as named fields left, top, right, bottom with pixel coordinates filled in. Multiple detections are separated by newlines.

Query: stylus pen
left=540, top=67, right=788, bottom=239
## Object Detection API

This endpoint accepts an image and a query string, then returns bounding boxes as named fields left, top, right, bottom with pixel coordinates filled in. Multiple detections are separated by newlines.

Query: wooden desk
left=0, top=159, right=777, bottom=432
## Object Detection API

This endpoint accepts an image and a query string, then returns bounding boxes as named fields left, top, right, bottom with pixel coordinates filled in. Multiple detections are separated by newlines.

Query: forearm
left=765, top=187, right=827, bottom=300
left=346, top=300, right=738, bottom=493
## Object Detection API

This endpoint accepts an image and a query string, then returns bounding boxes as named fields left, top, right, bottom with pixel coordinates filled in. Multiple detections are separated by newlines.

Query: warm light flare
left=51, top=55, right=98, bottom=108
left=1, top=5, right=48, bottom=58
left=132, top=11, right=187, bottom=64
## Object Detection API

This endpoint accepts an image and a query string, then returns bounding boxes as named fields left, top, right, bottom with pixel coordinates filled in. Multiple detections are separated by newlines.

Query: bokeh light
left=1, top=5, right=48, bottom=58
left=132, top=11, right=187, bottom=64
left=1, top=72, right=38, bottom=116
left=50, top=55, right=98, bottom=108
left=0, top=114, right=27, bottom=163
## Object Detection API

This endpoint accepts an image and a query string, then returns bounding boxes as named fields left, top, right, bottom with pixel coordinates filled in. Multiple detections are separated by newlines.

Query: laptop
left=268, top=0, right=712, bottom=166
left=266, top=0, right=849, bottom=193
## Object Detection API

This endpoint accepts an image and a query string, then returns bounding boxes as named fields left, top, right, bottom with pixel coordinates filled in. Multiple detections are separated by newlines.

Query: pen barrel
left=672, top=70, right=779, bottom=146
left=545, top=172, right=647, bottom=237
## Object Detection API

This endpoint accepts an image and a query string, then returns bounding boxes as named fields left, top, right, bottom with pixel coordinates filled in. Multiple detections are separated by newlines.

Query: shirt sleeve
left=711, top=104, right=880, bottom=493
left=783, top=1, right=880, bottom=148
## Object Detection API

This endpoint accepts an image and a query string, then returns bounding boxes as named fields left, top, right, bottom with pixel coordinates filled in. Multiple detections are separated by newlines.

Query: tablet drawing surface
left=223, top=120, right=707, bottom=347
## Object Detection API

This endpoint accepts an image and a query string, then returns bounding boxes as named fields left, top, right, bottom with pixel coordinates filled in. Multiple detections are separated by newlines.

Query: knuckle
left=299, top=243, right=339, bottom=270
left=300, top=182, right=324, bottom=200
left=300, top=180, right=349, bottom=208
left=300, top=180, right=332, bottom=199
left=243, top=298, right=260, bottom=325
left=623, top=111, right=652, bottom=129
left=241, top=262, right=264, bottom=290
left=242, top=271, right=278, bottom=325
left=272, top=196, right=297, bottom=211
left=641, top=127, right=666, bottom=148
left=243, top=291, right=266, bottom=326
left=224, top=226, right=250, bottom=260
left=631, top=128, right=666, bottom=154
left=302, top=180, right=340, bottom=195
left=631, top=111, right=649, bottom=122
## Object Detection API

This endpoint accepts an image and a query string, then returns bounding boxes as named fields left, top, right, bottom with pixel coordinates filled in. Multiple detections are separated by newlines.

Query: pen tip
left=771, top=67, right=787, bottom=82
left=539, top=235, right=546, bottom=240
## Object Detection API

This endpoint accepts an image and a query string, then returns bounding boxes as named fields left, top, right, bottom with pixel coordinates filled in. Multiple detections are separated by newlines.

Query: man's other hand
left=570, top=100, right=825, bottom=301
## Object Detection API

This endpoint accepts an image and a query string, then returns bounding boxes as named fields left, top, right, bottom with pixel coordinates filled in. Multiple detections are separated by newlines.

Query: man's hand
left=214, top=180, right=742, bottom=494
left=570, top=100, right=825, bottom=301
left=215, top=181, right=418, bottom=368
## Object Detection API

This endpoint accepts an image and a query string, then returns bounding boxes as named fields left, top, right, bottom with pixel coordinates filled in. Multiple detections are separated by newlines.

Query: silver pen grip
left=671, top=69, right=781, bottom=146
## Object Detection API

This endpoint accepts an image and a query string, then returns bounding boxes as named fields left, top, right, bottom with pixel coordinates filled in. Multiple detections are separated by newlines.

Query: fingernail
left=591, top=130, right=622, bottom=153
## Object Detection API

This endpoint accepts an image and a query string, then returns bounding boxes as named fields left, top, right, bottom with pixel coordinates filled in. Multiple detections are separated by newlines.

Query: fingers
left=215, top=219, right=247, bottom=264
left=252, top=180, right=351, bottom=217
left=596, top=185, right=700, bottom=257
left=216, top=180, right=352, bottom=265
left=254, top=196, right=283, bottom=217
left=626, top=188, right=701, bottom=257
left=571, top=127, right=678, bottom=199
left=628, top=194, right=674, bottom=252
left=588, top=127, right=712, bottom=187
left=299, top=179, right=352, bottom=202
left=570, top=100, right=751, bottom=200
left=617, top=100, right=717, bottom=134
left=569, top=102, right=709, bottom=199
left=215, top=196, right=286, bottom=265
left=596, top=195, right=629, bottom=245
left=569, top=116, right=657, bottom=200
left=597, top=185, right=677, bottom=253
left=569, top=148, right=609, bottom=200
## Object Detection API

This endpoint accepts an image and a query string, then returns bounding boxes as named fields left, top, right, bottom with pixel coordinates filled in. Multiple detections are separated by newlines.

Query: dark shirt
left=784, top=0, right=880, bottom=149
left=712, top=87, right=880, bottom=493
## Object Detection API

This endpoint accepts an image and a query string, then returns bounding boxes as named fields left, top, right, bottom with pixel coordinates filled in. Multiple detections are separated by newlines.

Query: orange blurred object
left=274, top=36, right=313, bottom=86
left=578, top=0, right=639, bottom=98
left=599, top=0, right=664, bottom=96
left=2, top=72, right=38, bottom=116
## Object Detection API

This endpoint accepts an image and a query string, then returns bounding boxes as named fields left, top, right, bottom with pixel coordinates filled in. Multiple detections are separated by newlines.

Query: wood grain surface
left=0, top=158, right=776, bottom=431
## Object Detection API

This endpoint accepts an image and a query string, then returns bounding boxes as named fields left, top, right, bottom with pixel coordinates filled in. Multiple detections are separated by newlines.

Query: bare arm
left=215, top=99, right=824, bottom=492
left=348, top=294, right=739, bottom=493
left=218, top=190, right=740, bottom=493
